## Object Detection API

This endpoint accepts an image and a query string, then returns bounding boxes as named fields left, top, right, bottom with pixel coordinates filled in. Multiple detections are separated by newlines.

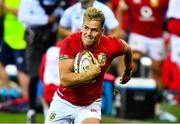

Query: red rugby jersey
left=125, top=0, right=168, bottom=38
left=58, top=32, right=125, bottom=106
left=168, top=18, right=180, bottom=36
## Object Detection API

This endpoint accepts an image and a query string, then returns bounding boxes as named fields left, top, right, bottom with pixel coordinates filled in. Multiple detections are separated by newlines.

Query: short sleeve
left=111, top=38, right=126, bottom=56
left=59, top=33, right=81, bottom=60
left=59, top=38, right=74, bottom=60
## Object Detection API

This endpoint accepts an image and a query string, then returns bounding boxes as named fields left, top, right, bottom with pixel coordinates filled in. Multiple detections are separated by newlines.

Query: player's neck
left=83, top=40, right=100, bottom=49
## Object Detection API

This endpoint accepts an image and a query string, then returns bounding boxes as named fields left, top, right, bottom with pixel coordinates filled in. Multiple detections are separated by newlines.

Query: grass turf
left=0, top=102, right=179, bottom=123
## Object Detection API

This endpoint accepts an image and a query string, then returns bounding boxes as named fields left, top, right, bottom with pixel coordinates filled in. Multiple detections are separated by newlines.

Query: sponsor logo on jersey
left=139, top=6, right=155, bottom=21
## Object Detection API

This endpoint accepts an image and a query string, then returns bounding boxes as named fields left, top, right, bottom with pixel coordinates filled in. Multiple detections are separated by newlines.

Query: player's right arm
left=59, top=58, right=101, bottom=88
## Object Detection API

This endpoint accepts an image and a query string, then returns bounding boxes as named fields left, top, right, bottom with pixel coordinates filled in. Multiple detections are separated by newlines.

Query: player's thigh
left=148, top=37, right=165, bottom=61
left=45, top=92, right=77, bottom=123
left=45, top=118, right=74, bottom=124
left=170, top=34, right=180, bottom=65
left=74, top=100, right=101, bottom=124
left=82, top=118, right=100, bottom=124
left=128, top=33, right=147, bottom=54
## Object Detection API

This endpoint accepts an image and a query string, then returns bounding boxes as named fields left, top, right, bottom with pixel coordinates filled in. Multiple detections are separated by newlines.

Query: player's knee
left=151, top=64, right=161, bottom=76
left=82, top=118, right=100, bottom=124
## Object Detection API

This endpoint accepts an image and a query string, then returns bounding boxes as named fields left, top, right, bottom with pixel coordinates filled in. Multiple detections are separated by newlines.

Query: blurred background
left=0, top=0, right=180, bottom=123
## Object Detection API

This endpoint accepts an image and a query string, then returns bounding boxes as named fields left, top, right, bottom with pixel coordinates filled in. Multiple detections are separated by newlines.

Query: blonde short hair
left=83, top=7, right=105, bottom=27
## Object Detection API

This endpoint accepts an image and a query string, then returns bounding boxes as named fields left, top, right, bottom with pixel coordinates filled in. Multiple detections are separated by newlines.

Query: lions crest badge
left=98, top=53, right=106, bottom=65
left=48, top=112, right=56, bottom=121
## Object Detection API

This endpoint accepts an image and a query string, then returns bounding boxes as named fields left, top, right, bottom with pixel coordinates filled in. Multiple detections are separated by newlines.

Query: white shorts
left=45, top=92, right=102, bottom=124
left=170, top=34, right=180, bottom=65
left=129, top=33, right=166, bottom=61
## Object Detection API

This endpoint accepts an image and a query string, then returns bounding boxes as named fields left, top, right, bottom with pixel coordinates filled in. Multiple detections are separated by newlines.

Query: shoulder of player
left=101, top=35, right=127, bottom=46
left=101, top=35, right=119, bottom=42
left=68, top=32, right=82, bottom=40
left=62, top=32, right=82, bottom=47
left=99, top=35, right=114, bottom=46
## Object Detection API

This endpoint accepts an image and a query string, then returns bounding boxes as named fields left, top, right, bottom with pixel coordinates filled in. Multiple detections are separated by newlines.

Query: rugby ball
left=74, top=51, right=95, bottom=73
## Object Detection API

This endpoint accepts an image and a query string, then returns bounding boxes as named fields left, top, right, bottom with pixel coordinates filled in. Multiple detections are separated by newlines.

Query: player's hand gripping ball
left=74, top=51, right=95, bottom=73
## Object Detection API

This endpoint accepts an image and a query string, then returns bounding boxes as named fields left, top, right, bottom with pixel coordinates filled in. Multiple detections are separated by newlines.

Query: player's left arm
left=120, top=40, right=133, bottom=84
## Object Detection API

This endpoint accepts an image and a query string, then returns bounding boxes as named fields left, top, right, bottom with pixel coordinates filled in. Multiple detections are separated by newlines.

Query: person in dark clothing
left=18, top=0, right=63, bottom=123
left=0, top=0, right=3, bottom=44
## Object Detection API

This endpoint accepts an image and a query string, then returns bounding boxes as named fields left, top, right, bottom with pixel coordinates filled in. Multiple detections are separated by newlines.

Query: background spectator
left=0, top=0, right=3, bottom=45
left=117, top=0, right=170, bottom=120
left=162, top=0, right=180, bottom=106
left=38, top=41, right=62, bottom=118
left=59, top=0, right=122, bottom=38
left=18, top=0, right=63, bottom=123
left=167, top=0, right=180, bottom=67
left=0, top=0, right=29, bottom=105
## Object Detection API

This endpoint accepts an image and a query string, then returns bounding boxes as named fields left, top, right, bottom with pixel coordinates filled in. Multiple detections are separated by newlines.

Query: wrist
left=124, top=67, right=133, bottom=75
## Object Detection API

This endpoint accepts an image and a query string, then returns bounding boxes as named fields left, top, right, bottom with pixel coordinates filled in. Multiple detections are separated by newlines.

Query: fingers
left=89, top=57, right=97, bottom=65
left=120, top=74, right=131, bottom=84
left=94, top=58, right=105, bottom=67
left=93, top=58, right=99, bottom=64
left=88, top=58, right=102, bottom=76
left=119, top=77, right=122, bottom=84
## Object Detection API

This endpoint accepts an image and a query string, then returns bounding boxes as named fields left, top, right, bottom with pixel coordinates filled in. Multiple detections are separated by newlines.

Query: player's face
left=82, top=20, right=103, bottom=47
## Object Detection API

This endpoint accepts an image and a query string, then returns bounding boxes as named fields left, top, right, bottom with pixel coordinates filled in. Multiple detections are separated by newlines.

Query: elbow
left=58, top=26, right=70, bottom=38
left=60, top=81, right=76, bottom=88
left=124, top=45, right=132, bottom=56
left=58, top=28, right=64, bottom=38
left=61, top=83, right=69, bottom=88
left=61, top=81, right=70, bottom=88
left=60, top=75, right=74, bottom=88
left=60, top=76, right=69, bottom=87
left=124, top=45, right=133, bottom=61
left=60, top=75, right=80, bottom=88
